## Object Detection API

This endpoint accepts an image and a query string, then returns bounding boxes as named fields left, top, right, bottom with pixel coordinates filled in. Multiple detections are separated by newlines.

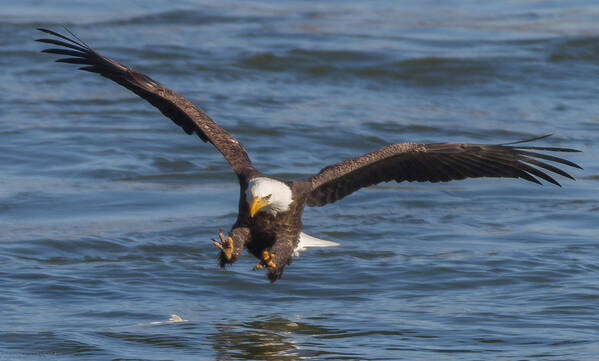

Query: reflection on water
left=212, top=314, right=366, bottom=360
left=212, top=316, right=309, bottom=360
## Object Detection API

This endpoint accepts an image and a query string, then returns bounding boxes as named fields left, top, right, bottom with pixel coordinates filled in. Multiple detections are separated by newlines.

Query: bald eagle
left=37, top=28, right=581, bottom=282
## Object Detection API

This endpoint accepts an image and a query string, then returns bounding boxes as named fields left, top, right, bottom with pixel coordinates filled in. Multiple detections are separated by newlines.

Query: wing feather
left=37, top=28, right=257, bottom=178
left=306, top=137, right=580, bottom=207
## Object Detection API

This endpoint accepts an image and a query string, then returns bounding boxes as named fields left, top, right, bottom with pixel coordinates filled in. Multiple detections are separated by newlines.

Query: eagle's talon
left=252, top=250, right=276, bottom=270
left=212, top=232, right=234, bottom=261
left=262, top=250, right=277, bottom=268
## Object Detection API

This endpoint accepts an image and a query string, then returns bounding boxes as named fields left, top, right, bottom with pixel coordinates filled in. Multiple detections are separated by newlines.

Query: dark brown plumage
left=36, top=28, right=257, bottom=178
left=306, top=137, right=580, bottom=207
left=38, top=28, right=582, bottom=282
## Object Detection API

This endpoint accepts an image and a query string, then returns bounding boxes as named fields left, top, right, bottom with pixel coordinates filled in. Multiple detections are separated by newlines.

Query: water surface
left=1, top=1, right=598, bottom=360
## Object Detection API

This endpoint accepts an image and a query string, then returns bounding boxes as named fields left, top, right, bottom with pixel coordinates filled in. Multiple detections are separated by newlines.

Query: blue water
left=1, top=1, right=598, bottom=360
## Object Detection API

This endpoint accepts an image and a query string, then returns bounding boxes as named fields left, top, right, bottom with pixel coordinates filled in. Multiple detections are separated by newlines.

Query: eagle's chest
left=250, top=212, right=293, bottom=241
left=246, top=210, right=302, bottom=257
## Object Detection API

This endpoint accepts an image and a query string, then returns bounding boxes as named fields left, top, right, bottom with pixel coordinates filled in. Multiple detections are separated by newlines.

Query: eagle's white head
left=246, top=177, right=293, bottom=217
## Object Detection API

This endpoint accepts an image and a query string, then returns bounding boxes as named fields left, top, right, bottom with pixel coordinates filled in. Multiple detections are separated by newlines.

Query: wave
left=100, top=8, right=260, bottom=27
left=547, top=36, right=599, bottom=63
left=238, top=49, right=512, bottom=86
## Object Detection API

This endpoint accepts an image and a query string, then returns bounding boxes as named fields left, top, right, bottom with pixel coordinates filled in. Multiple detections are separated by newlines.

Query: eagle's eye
left=263, top=194, right=272, bottom=201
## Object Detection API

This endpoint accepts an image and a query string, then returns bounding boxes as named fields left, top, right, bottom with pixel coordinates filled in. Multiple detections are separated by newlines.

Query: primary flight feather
left=37, top=28, right=581, bottom=282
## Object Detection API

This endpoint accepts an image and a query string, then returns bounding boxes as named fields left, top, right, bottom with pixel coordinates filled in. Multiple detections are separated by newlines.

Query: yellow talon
left=212, top=232, right=234, bottom=261
left=262, top=250, right=276, bottom=268
left=253, top=250, right=276, bottom=270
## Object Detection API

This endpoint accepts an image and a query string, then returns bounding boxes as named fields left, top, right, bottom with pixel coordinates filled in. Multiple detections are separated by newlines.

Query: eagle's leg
left=212, top=231, right=234, bottom=261
left=213, top=226, right=250, bottom=268
left=254, top=236, right=296, bottom=282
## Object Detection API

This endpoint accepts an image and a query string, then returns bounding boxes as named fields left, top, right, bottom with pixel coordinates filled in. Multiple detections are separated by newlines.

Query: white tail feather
left=294, top=232, right=339, bottom=256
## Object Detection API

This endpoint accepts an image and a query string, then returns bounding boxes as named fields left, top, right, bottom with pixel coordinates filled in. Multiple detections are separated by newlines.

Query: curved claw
left=212, top=231, right=234, bottom=261
left=253, top=250, right=276, bottom=270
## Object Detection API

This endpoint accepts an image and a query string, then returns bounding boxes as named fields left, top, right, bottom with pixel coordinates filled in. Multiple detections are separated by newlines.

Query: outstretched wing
left=36, top=28, right=257, bottom=178
left=306, top=135, right=581, bottom=207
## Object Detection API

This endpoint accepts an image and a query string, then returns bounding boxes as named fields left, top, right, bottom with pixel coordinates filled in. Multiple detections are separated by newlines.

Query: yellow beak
left=250, top=197, right=269, bottom=217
